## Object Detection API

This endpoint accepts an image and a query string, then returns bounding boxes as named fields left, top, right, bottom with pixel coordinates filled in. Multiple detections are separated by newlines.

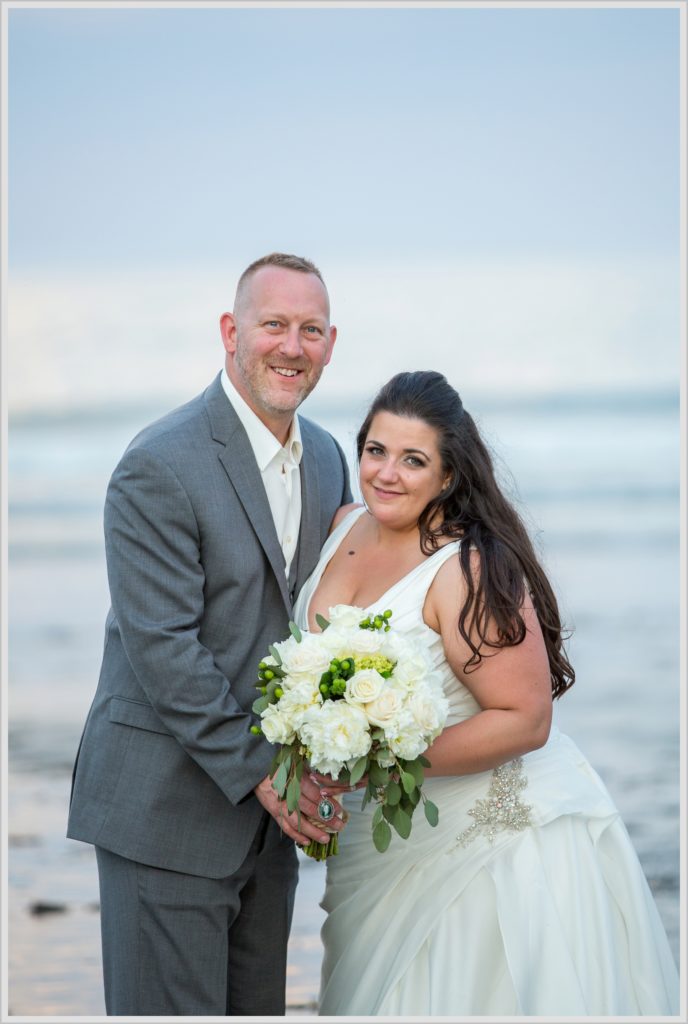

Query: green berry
left=250, top=725, right=261, bottom=735
left=274, top=686, right=284, bottom=699
left=264, top=669, right=274, bottom=680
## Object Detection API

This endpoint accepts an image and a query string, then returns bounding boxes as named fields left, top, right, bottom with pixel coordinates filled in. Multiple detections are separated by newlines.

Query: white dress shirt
left=221, top=369, right=302, bottom=578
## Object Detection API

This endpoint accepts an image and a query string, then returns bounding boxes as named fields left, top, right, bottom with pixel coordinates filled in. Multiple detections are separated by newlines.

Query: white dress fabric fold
left=293, top=507, right=679, bottom=1016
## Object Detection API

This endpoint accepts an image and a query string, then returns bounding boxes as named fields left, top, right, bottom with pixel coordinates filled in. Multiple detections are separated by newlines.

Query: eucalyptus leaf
left=288, top=621, right=303, bottom=643
left=294, top=760, right=304, bottom=781
left=382, top=803, right=396, bottom=823
left=373, top=819, right=392, bottom=853
left=251, top=695, right=270, bottom=715
left=391, top=806, right=412, bottom=839
left=418, top=754, right=431, bottom=768
left=386, top=779, right=402, bottom=806
left=406, top=759, right=425, bottom=785
left=273, top=755, right=292, bottom=796
left=372, top=804, right=384, bottom=828
left=315, top=613, right=331, bottom=631
left=408, top=787, right=421, bottom=806
left=349, top=756, right=368, bottom=787
left=286, top=776, right=301, bottom=813
left=268, top=644, right=283, bottom=666
left=369, top=762, right=390, bottom=787
left=401, top=771, right=417, bottom=795
left=424, top=799, right=439, bottom=827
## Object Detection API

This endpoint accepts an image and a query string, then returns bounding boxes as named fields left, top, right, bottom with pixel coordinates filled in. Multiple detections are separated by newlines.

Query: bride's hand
left=308, top=770, right=367, bottom=792
left=253, top=773, right=347, bottom=847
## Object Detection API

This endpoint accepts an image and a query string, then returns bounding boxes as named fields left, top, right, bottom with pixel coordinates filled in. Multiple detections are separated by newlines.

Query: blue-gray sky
left=6, top=3, right=682, bottom=411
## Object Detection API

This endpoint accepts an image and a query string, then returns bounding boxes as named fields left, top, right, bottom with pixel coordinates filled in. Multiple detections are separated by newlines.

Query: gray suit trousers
left=96, top=816, right=298, bottom=1016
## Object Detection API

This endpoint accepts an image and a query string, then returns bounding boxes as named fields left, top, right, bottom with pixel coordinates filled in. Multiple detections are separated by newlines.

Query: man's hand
left=253, top=772, right=348, bottom=846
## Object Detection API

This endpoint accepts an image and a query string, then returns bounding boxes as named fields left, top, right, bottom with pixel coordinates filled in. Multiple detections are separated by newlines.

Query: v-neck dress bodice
left=293, top=506, right=479, bottom=729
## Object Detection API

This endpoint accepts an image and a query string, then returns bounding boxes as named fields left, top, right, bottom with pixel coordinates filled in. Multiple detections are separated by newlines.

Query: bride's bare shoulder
left=328, top=502, right=365, bottom=535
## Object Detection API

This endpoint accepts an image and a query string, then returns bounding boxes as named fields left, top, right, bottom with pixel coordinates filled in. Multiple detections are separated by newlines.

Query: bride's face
left=359, top=412, right=449, bottom=530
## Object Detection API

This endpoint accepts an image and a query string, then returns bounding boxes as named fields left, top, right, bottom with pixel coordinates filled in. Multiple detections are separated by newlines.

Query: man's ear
left=324, top=324, right=337, bottom=366
left=220, top=312, right=237, bottom=356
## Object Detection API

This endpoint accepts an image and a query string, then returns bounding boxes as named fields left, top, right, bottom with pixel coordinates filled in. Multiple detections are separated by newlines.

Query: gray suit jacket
left=67, top=373, right=351, bottom=878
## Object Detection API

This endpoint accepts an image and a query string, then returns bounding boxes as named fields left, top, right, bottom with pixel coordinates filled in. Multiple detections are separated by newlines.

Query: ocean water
left=7, top=388, right=681, bottom=1016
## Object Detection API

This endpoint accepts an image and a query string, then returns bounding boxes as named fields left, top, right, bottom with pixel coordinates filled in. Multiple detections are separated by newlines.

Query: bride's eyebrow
left=366, top=438, right=431, bottom=460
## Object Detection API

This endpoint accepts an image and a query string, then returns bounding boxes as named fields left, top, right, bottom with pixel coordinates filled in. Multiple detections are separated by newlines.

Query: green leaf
left=385, top=779, right=402, bottom=806
left=251, top=695, right=270, bottom=715
left=424, top=799, right=439, bottom=827
left=348, top=755, right=368, bottom=787
left=288, top=621, right=303, bottom=643
left=400, top=771, right=417, bottom=795
left=371, top=729, right=386, bottom=742
left=373, top=819, right=392, bottom=853
left=268, top=644, right=282, bottom=666
left=405, top=759, right=425, bottom=786
left=272, top=755, right=292, bottom=797
left=286, top=776, right=301, bottom=813
left=372, top=804, right=384, bottom=828
left=315, top=613, right=331, bottom=631
left=391, top=806, right=412, bottom=839
left=382, top=803, right=396, bottom=823
left=294, top=759, right=304, bottom=781
left=407, top=786, right=421, bottom=806
left=418, top=753, right=432, bottom=768
left=369, top=762, right=391, bottom=787
left=360, top=787, right=372, bottom=810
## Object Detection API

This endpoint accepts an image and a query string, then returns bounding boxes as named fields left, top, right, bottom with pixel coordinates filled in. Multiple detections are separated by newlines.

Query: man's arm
left=105, top=445, right=274, bottom=804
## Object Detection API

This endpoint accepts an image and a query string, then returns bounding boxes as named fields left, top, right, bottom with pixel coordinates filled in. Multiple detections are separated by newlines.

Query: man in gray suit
left=67, top=253, right=353, bottom=1015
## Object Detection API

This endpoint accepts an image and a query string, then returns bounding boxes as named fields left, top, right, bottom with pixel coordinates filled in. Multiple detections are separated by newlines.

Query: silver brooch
left=457, top=757, right=532, bottom=847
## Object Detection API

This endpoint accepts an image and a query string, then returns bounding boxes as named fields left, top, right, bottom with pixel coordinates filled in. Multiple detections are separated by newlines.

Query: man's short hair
left=236, top=252, right=325, bottom=299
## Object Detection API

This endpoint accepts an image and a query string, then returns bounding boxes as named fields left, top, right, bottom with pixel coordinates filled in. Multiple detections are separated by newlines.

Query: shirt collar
left=221, top=368, right=303, bottom=472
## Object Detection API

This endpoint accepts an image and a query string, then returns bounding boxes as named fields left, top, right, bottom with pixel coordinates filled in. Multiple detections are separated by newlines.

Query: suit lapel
left=204, top=376, right=291, bottom=612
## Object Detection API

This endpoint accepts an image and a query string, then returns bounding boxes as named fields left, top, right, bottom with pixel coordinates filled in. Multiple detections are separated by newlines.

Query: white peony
left=388, top=723, right=428, bottom=761
left=390, top=649, right=435, bottom=689
left=276, top=679, right=322, bottom=731
left=407, top=689, right=449, bottom=738
left=299, top=700, right=372, bottom=777
left=344, top=669, right=386, bottom=706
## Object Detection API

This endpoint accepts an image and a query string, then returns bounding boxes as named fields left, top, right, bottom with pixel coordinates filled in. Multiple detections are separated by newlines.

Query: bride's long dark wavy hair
left=356, top=371, right=575, bottom=700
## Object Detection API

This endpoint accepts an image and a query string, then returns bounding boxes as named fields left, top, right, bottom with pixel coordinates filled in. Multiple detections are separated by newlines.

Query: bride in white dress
left=293, top=371, right=678, bottom=1016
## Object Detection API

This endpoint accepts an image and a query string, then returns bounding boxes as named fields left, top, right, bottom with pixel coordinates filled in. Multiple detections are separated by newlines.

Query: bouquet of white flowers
left=250, top=605, right=449, bottom=859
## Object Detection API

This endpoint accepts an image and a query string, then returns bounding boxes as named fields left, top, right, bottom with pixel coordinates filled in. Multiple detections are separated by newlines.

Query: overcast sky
left=6, top=2, right=682, bottom=412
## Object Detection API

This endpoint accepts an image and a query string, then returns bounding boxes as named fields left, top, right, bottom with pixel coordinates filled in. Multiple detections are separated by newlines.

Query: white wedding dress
left=293, top=507, right=679, bottom=1016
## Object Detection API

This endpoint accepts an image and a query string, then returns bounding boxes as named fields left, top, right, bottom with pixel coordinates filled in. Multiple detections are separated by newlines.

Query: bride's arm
left=422, top=553, right=552, bottom=777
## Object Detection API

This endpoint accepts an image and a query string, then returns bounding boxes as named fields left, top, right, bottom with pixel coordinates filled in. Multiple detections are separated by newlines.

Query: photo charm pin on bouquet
left=250, top=605, right=450, bottom=859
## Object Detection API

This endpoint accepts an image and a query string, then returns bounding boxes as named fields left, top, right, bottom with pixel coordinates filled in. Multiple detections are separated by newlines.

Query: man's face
left=221, top=266, right=336, bottom=437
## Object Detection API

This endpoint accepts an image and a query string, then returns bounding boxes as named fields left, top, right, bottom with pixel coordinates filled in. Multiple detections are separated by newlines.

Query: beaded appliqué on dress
left=457, top=757, right=532, bottom=847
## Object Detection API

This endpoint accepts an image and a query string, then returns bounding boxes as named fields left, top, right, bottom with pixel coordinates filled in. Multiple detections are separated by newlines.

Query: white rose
left=345, top=669, right=386, bottom=706
left=348, top=630, right=386, bottom=658
left=260, top=704, right=296, bottom=745
left=364, top=685, right=405, bottom=729
left=327, top=604, right=366, bottom=630
left=276, top=635, right=331, bottom=686
left=388, top=649, right=434, bottom=688
left=300, top=701, right=371, bottom=775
